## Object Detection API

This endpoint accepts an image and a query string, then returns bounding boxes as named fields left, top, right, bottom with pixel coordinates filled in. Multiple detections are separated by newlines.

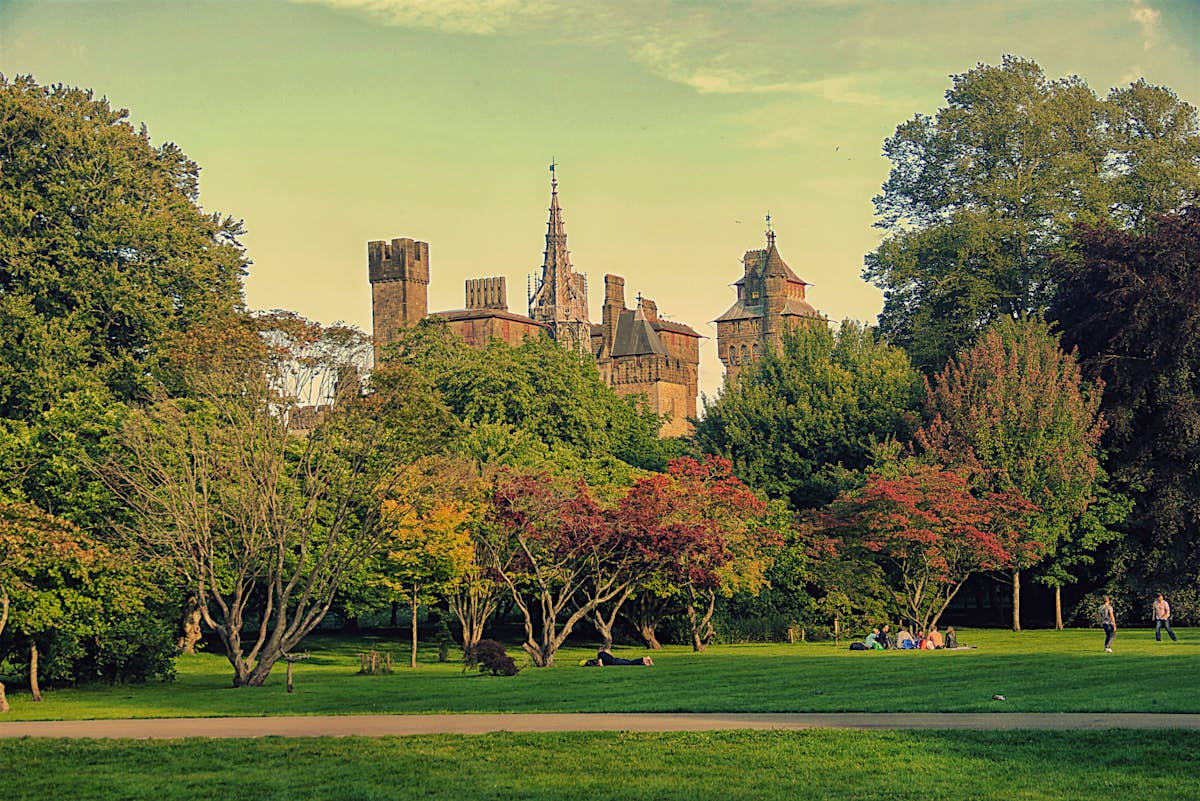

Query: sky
left=1, top=0, right=1198, bottom=399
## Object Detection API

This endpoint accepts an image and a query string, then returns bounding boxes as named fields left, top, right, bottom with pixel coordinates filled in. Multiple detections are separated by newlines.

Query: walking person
left=1152, top=593, right=1178, bottom=642
left=1099, top=595, right=1117, bottom=653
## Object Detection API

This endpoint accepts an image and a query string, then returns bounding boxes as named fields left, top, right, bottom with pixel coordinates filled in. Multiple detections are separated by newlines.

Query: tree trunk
left=410, top=584, right=419, bottom=669
left=622, top=592, right=668, bottom=649
left=0, top=682, right=8, bottom=713
left=390, top=601, right=399, bottom=629
left=178, top=596, right=203, bottom=654
left=589, top=588, right=632, bottom=652
left=1012, top=568, right=1022, bottom=632
left=1054, top=586, right=1063, bottom=630
left=687, top=588, right=716, bottom=652
left=287, top=660, right=296, bottom=693
left=29, top=643, right=42, bottom=702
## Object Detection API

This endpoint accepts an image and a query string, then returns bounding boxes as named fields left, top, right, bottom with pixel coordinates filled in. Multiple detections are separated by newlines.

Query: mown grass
left=4, top=729, right=1199, bottom=801
left=2, top=628, right=1196, bottom=720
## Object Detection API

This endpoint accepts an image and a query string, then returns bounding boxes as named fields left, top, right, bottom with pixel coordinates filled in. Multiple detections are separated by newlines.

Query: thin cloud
left=292, top=0, right=557, bottom=35
left=1129, top=0, right=1161, bottom=51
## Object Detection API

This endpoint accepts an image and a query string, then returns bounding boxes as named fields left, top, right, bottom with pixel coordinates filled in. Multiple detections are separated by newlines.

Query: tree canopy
left=696, top=321, right=921, bottom=510
left=866, top=57, right=1200, bottom=371
left=0, top=75, right=247, bottom=420
left=1052, top=207, right=1200, bottom=610
left=387, top=320, right=671, bottom=475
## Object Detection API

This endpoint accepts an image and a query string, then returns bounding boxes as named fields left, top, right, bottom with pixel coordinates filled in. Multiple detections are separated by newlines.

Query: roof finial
left=766, top=211, right=775, bottom=247
left=550, top=158, right=557, bottom=193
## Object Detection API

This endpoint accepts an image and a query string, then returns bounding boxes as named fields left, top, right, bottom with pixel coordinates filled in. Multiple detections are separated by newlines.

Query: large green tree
left=107, top=316, right=457, bottom=687
left=915, top=317, right=1107, bottom=630
left=1052, top=208, right=1200, bottom=615
left=696, top=321, right=921, bottom=510
left=866, top=58, right=1200, bottom=371
left=0, top=75, right=246, bottom=419
left=389, top=320, right=670, bottom=474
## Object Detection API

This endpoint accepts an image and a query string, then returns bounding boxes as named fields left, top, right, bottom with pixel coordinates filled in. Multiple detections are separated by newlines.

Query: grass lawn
left=2, top=627, right=1196, bottom=721
left=4, top=729, right=1200, bottom=801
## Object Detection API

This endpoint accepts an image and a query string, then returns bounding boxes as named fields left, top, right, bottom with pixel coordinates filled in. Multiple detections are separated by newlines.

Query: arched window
left=728, top=347, right=737, bottom=365
left=741, top=344, right=750, bottom=363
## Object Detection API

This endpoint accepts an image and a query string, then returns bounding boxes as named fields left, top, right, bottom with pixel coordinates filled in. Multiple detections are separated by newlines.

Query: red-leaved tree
left=660, top=456, right=775, bottom=652
left=483, top=473, right=631, bottom=667
left=814, top=464, right=1037, bottom=633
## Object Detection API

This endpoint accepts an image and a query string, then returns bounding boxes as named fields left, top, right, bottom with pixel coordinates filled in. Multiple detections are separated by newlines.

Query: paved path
left=3, top=712, right=1200, bottom=739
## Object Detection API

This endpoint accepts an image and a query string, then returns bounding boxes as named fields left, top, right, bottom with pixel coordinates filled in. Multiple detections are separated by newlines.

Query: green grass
left=4, top=729, right=1199, bottom=800
left=2, top=628, right=1196, bottom=720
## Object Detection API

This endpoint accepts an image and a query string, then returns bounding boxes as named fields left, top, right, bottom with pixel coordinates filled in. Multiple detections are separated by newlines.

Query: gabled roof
left=779, top=298, right=821, bottom=318
left=612, top=306, right=668, bottom=357
left=713, top=300, right=764, bottom=323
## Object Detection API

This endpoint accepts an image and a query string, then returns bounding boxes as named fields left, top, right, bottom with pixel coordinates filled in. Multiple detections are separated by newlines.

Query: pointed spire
left=529, top=161, right=588, bottom=329
left=765, top=211, right=776, bottom=248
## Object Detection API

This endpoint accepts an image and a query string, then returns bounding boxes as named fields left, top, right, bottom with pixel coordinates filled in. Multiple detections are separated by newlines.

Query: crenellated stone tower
left=368, top=237, right=430, bottom=362
left=528, top=163, right=592, bottom=354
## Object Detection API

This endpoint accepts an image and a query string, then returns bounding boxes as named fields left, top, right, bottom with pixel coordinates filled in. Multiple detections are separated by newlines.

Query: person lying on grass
left=580, top=650, right=654, bottom=666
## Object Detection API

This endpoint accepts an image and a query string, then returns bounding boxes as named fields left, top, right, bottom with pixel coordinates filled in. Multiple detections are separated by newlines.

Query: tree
left=659, top=457, right=776, bottom=652
left=1052, top=207, right=1200, bottom=605
left=482, top=473, right=631, bottom=667
left=0, top=75, right=246, bottom=420
left=697, top=321, right=921, bottom=511
left=375, top=458, right=477, bottom=668
left=0, top=502, right=163, bottom=708
left=914, top=317, right=1106, bottom=629
left=390, top=320, right=669, bottom=472
left=813, top=464, right=1037, bottom=633
left=865, top=58, right=1199, bottom=371
left=107, top=316, right=457, bottom=687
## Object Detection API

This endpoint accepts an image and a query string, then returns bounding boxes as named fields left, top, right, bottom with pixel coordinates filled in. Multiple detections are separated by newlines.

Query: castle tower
left=368, top=237, right=430, bottom=363
left=528, top=162, right=591, bottom=353
left=714, top=221, right=822, bottom=383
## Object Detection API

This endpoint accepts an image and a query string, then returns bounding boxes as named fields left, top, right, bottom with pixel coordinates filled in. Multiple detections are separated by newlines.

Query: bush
left=463, top=639, right=519, bottom=676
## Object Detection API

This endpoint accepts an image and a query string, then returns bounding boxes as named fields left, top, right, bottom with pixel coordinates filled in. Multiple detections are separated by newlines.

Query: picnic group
left=849, top=624, right=965, bottom=651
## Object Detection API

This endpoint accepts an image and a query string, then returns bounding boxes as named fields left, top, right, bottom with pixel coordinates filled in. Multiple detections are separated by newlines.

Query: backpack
left=849, top=642, right=868, bottom=651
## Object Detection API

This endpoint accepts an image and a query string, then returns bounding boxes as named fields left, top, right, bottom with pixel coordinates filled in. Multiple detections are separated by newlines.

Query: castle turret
left=369, top=237, right=429, bottom=362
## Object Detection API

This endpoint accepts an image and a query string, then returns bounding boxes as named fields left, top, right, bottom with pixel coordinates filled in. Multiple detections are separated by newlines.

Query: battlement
left=368, top=237, right=430, bottom=284
left=465, top=276, right=508, bottom=311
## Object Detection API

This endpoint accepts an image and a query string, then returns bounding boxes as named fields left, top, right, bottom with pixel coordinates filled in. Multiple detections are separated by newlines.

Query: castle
left=369, top=168, right=702, bottom=436
left=714, top=225, right=824, bottom=382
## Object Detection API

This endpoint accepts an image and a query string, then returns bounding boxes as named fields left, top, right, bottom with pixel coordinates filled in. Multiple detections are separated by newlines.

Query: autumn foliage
left=814, top=464, right=1037, bottom=633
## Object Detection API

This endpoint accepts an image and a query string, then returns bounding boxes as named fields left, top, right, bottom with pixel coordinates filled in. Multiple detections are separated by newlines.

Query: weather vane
left=766, top=211, right=775, bottom=246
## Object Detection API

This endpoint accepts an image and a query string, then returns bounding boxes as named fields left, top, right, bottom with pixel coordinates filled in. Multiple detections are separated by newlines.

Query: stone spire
left=529, top=162, right=590, bottom=352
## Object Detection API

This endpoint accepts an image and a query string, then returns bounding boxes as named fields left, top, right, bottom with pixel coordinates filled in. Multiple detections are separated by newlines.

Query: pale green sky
left=2, top=0, right=1198, bottom=397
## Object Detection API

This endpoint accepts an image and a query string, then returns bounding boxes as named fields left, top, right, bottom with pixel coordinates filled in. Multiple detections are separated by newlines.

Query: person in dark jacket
left=596, top=650, right=653, bottom=666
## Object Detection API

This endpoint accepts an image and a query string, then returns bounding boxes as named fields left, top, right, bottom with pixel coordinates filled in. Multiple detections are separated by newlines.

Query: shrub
left=463, top=638, right=519, bottom=676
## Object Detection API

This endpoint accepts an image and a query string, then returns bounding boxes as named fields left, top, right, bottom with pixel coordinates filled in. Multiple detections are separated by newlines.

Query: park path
left=3, top=712, right=1200, bottom=739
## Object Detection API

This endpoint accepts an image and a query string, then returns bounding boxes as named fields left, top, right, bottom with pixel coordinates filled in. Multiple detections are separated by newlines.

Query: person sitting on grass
left=864, top=628, right=881, bottom=650
left=928, top=625, right=945, bottom=649
left=945, top=627, right=960, bottom=649
left=878, top=624, right=893, bottom=650
left=896, top=628, right=916, bottom=649
left=590, top=650, right=653, bottom=666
